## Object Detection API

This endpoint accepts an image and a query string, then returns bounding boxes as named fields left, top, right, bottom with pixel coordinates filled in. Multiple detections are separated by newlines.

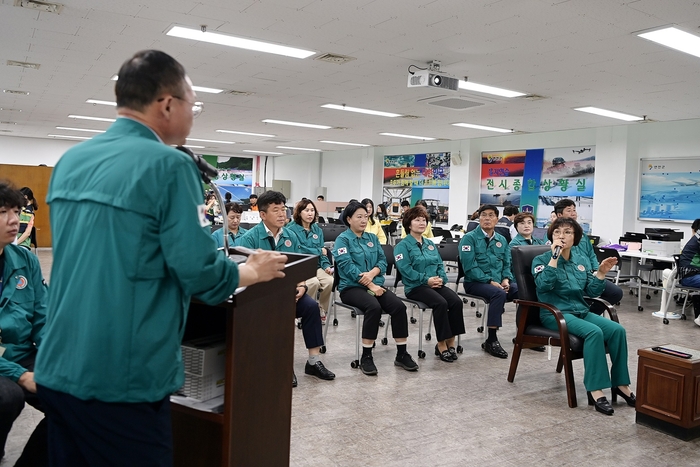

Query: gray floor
left=3, top=249, right=699, bottom=466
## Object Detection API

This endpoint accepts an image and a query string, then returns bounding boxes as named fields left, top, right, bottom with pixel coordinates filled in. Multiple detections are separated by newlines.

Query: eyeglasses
left=158, top=96, right=204, bottom=118
left=552, top=229, right=575, bottom=236
left=479, top=213, right=498, bottom=219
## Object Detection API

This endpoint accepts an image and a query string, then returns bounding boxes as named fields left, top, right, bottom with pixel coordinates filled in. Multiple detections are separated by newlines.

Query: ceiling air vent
left=0, top=129, right=13, bottom=133
left=14, top=0, right=63, bottom=14
left=7, top=60, right=41, bottom=70
left=0, top=107, right=22, bottom=112
left=517, top=94, right=547, bottom=101
left=2, top=89, right=30, bottom=95
left=223, top=90, right=255, bottom=96
left=1, top=121, right=18, bottom=125
left=314, top=53, right=356, bottom=64
left=263, top=139, right=292, bottom=144
left=427, top=98, right=483, bottom=110
left=400, top=115, right=423, bottom=119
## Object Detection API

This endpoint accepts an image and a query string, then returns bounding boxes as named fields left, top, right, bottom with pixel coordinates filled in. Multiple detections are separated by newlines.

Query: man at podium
left=239, top=191, right=336, bottom=387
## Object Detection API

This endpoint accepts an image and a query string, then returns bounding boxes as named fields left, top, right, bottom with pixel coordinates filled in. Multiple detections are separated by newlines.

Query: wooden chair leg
left=561, top=355, right=578, bottom=408
left=507, top=336, right=524, bottom=382
left=555, top=352, right=564, bottom=373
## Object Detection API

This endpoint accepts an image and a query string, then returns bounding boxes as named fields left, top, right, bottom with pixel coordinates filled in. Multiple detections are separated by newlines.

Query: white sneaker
left=694, top=315, right=700, bottom=327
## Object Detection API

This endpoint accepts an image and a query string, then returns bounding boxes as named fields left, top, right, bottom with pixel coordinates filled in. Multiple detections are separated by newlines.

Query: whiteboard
left=638, top=157, right=700, bottom=222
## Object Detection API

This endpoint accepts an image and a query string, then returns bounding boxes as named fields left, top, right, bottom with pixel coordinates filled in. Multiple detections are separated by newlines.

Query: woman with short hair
left=509, top=212, right=546, bottom=246
left=211, top=202, right=247, bottom=248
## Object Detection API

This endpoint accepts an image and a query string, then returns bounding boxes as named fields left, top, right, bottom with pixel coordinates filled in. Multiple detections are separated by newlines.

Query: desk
left=618, top=250, right=676, bottom=319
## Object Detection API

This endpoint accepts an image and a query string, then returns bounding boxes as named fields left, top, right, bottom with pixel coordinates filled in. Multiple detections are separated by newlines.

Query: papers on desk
left=170, top=394, right=225, bottom=413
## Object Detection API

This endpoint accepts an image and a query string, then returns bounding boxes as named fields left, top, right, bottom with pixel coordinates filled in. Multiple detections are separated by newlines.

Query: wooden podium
left=171, top=252, right=317, bottom=466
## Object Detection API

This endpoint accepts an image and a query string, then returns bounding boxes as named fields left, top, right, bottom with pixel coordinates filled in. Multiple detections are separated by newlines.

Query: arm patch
left=461, top=245, right=471, bottom=252
left=337, top=247, right=348, bottom=255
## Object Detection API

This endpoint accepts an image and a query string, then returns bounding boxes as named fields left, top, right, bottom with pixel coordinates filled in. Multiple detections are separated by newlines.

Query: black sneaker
left=305, top=361, right=335, bottom=380
left=292, top=372, right=298, bottom=388
left=394, top=352, right=419, bottom=371
left=483, top=340, right=508, bottom=359
left=360, top=355, right=378, bottom=376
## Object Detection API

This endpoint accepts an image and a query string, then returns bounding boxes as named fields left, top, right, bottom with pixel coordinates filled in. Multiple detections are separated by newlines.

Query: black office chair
left=661, top=254, right=700, bottom=323
left=455, top=257, right=488, bottom=330
left=593, top=247, right=643, bottom=311
left=385, top=221, right=398, bottom=245
left=508, top=245, right=618, bottom=408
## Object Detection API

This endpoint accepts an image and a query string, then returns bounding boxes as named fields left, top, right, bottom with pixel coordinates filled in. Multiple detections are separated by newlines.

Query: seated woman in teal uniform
left=333, top=201, right=418, bottom=376
left=532, top=217, right=635, bottom=416
left=0, top=183, right=48, bottom=465
left=394, top=207, right=464, bottom=362
left=286, top=199, right=333, bottom=322
left=211, top=202, right=247, bottom=249
left=509, top=212, right=547, bottom=247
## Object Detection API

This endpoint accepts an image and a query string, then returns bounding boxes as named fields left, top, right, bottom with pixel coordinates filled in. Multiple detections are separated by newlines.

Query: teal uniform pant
left=541, top=311, right=630, bottom=392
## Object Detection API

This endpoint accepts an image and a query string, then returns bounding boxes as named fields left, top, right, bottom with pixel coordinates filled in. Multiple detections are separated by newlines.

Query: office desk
left=618, top=250, right=676, bottom=320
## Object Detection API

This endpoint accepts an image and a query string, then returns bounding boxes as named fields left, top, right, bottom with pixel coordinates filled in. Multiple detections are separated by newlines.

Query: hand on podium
left=238, top=249, right=288, bottom=286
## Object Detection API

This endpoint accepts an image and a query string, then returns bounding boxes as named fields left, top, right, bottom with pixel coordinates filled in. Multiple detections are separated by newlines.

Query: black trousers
left=296, top=294, right=325, bottom=349
left=590, top=281, right=624, bottom=315
left=340, top=287, right=408, bottom=341
left=0, top=353, right=47, bottom=466
left=37, top=385, right=172, bottom=467
left=407, top=286, right=465, bottom=342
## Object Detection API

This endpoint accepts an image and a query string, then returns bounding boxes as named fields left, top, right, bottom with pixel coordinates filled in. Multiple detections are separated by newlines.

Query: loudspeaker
left=452, top=152, right=462, bottom=166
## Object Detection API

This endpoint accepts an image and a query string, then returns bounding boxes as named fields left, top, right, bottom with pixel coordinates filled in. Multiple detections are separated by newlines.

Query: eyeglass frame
left=157, top=95, right=204, bottom=118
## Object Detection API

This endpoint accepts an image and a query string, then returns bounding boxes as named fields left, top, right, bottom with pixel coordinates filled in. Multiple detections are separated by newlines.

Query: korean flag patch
left=395, top=253, right=404, bottom=261
left=461, top=245, right=471, bottom=252
left=337, top=247, right=348, bottom=255
left=534, top=265, right=545, bottom=274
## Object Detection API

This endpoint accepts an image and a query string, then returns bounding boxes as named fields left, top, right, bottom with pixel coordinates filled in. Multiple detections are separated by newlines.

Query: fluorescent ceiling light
left=452, top=123, right=513, bottom=133
left=261, top=119, right=331, bottom=129
left=574, top=106, right=644, bottom=122
left=68, top=115, right=116, bottom=122
left=458, top=80, right=526, bottom=98
left=86, top=99, right=116, bottom=106
left=48, top=134, right=92, bottom=140
left=379, top=132, right=435, bottom=141
left=321, top=104, right=401, bottom=118
left=638, top=26, right=700, bottom=59
left=276, top=146, right=321, bottom=152
left=186, top=138, right=235, bottom=144
left=166, top=25, right=315, bottom=59
left=182, top=144, right=205, bottom=149
left=216, top=129, right=275, bottom=137
left=111, top=74, right=223, bottom=93
left=56, top=126, right=106, bottom=133
left=319, top=140, right=370, bottom=147
left=243, top=150, right=283, bottom=155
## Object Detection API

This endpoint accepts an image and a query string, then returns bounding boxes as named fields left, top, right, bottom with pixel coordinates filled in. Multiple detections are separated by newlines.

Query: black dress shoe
left=448, top=347, right=458, bottom=360
left=587, top=391, right=614, bottom=415
left=305, top=361, right=336, bottom=380
left=435, top=344, right=453, bottom=362
left=292, top=372, right=298, bottom=388
left=360, top=355, right=378, bottom=376
left=530, top=346, right=546, bottom=352
left=611, top=387, right=636, bottom=407
left=483, top=340, right=508, bottom=359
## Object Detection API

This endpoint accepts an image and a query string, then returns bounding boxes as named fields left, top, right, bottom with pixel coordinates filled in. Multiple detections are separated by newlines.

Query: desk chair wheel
left=425, top=333, right=431, bottom=341
left=477, top=326, right=484, bottom=333
left=629, top=289, right=634, bottom=295
left=663, top=318, right=669, bottom=325
left=379, top=320, right=385, bottom=327
left=418, top=350, right=426, bottom=359
left=456, top=345, right=463, bottom=353
left=410, top=317, right=417, bottom=324
left=297, top=321, right=302, bottom=329
left=462, top=298, right=468, bottom=304
left=320, top=345, right=327, bottom=354
left=381, top=338, right=388, bottom=345
left=475, top=311, right=482, bottom=318
left=351, top=360, right=359, bottom=369
left=351, top=311, right=356, bottom=318
left=481, top=342, right=485, bottom=349
left=471, top=301, right=476, bottom=307
left=333, top=318, right=338, bottom=326
left=654, top=290, right=659, bottom=295
left=681, top=315, right=687, bottom=320
left=637, top=306, right=644, bottom=311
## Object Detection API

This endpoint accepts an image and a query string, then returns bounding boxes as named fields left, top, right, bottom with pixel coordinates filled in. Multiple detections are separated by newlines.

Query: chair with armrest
left=661, top=255, right=700, bottom=323
left=508, top=245, right=618, bottom=408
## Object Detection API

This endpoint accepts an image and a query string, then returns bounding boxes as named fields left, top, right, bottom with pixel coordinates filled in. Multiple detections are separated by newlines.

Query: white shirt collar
left=263, top=222, right=284, bottom=245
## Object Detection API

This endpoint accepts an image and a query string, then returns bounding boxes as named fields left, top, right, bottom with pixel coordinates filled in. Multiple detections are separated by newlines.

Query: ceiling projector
left=407, top=69, right=459, bottom=91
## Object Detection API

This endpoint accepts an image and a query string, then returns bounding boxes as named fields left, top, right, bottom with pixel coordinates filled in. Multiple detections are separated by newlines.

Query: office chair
left=593, top=247, right=643, bottom=311
left=660, top=255, right=700, bottom=324
left=455, top=257, right=488, bottom=333
left=508, top=245, right=618, bottom=408
left=385, top=221, right=398, bottom=245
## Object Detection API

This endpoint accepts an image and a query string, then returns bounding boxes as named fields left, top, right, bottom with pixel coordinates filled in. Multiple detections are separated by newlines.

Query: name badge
left=312, top=234, right=318, bottom=239
left=367, top=241, right=374, bottom=247
left=428, top=245, right=434, bottom=250
left=495, top=242, right=502, bottom=248
left=577, top=264, right=586, bottom=271
left=284, top=239, right=292, bottom=248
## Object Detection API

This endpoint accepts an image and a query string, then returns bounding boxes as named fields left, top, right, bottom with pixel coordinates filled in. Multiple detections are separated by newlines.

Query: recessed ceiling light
left=379, top=132, right=435, bottom=141
left=182, top=144, right=205, bottom=149
left=458, top=80, right=526, bottom=98
left=186, top=138, right=235, bottom=144
left=166, top=26, right=316, bottom=59
left=320, top=104, right=402, bottom=118
left=276, top=146, right=321, bottom=152
left=86, top=99, right=117, bottom=106
left=0, top=107, right=22, bottom=112
left=574, top=106, right=644, bottom=122
left=56, top=126, right=106, bottom=133
left=242, top=150, right=284, bottom=155
left=48, top=134, right=92, bottom=140
left=261, top=119, right=331, bottom=129
left=6, top=60, right=40, bottom=70
left=216, top=129, right=275, bottom=137
left=3, top=89, right=29, bottom=95
left=638, top=26, right=700, bottom=59
left=452, top=123, right=513, bottom=133
left=68, top=115, right=116, bottom=122
left=319, top=140, right=370, bottom=147
left=111, top=74, right=223, bottom=94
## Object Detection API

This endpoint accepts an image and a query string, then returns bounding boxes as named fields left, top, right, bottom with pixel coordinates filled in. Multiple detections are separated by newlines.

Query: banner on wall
left=382, top=152, right=450, bottom=224
left=480, top=146, right=595, bottom=231
left=209, top=156, right=254, bottom=203
left=639, top=157, right=700, bottom=222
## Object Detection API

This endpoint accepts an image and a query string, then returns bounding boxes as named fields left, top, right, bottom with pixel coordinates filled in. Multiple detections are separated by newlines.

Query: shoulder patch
left=337, top=247, right=348, bottom=255
left=395, top=253, right=404, bottom=261
left=461, top=245, right=471, bottom=252
left=16, top=275, right=28, bottom=289
left=534, top=265, right=545, bottom=274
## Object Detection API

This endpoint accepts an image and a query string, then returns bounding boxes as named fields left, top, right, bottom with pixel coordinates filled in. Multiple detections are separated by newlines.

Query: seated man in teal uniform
left=459, top=204, right=518, bottom=358
left=238, top=191, right=335, bottom=386
left=553, top=199, right=623, bottom=314
left=212, top=202, right=247, bottom=249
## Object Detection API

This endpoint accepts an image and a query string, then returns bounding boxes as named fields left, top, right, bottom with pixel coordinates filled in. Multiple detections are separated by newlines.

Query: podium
left=171, top=252, right=317, bottom=466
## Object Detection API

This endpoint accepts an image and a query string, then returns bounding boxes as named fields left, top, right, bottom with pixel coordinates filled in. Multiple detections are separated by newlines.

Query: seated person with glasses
left=211, top=202, right=247, bottom=249
left=400, top=200, right=434, bottom=239
left=459, top=204, right=517, bottom=359
left=334, top=201, right=418, bottom=376
left=394, top=207, right=464, bottom=362
left=532, top=217, right=635, bottom=416
left=238, top=191, right=335, bottom=386
left=509, top=212, right=547, bottom=246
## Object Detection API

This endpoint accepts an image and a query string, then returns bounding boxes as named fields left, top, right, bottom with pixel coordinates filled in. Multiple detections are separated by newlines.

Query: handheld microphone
left=176, top=146, right=218, bottom=182
left=552, top=245, right=562, bottom=259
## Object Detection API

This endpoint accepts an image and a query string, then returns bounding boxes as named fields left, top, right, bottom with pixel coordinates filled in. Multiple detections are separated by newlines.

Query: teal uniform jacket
left=285, top=222, right=331, bottom=270
left=237, top=221, right=305, bottom=254
left=333, top=230, right=386, bottom=292
left=211, top=226, right=247, bottom=249
left=393, top=235, right=447, bottom=296
left=509, top=234, right=546, bottom=247
left=458, top=226, right=513, bottom=283
left=0, top=244, right=47, bottom=381
left=574, top=233, right=599, bottom=271
left=34, top=118, right=241, bottom=403
left=532, top=249, right=606, bottom=317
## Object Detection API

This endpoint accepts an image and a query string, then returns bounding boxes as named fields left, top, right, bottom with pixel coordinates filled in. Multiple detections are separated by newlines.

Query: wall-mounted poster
left=382, top=152, right=450, bottom=224
left=211, top=156, right=254, bottom=203
left=639, top=158, right=700, bottom=222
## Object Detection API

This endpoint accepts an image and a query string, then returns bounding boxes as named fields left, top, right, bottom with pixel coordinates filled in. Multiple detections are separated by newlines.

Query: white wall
left=270, top=153, right=320, bottom=203
left=0, top=135, right=77, bottom=167
left=320, top=148, right=376, bottom=202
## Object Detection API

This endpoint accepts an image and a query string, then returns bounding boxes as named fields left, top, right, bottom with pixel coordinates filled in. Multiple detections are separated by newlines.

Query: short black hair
left=224, top=202, right=242, bottom=214
left=0, top=181, right=26, bottom=210
left=478, top=204, right=499, bottom=217
left=249, top=194, right=258, bottom=199
left=503, top=205, right=519, bottom=216
left=513, top=212, right=536, bottom=230
left=553, top=199, right=576, bottom=216
left=342, top=201, right=368, bottom=227
left=257, top=191, right=286, bottom=212
left=317, top=195, right=325, bottom=201
left=115, top=50, right=187, bottom=112
left=547, top=217, right=583, bottom=246
left=692, top=218, right=700, bottom=232
left=400, top=200, right=410, bottom=208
